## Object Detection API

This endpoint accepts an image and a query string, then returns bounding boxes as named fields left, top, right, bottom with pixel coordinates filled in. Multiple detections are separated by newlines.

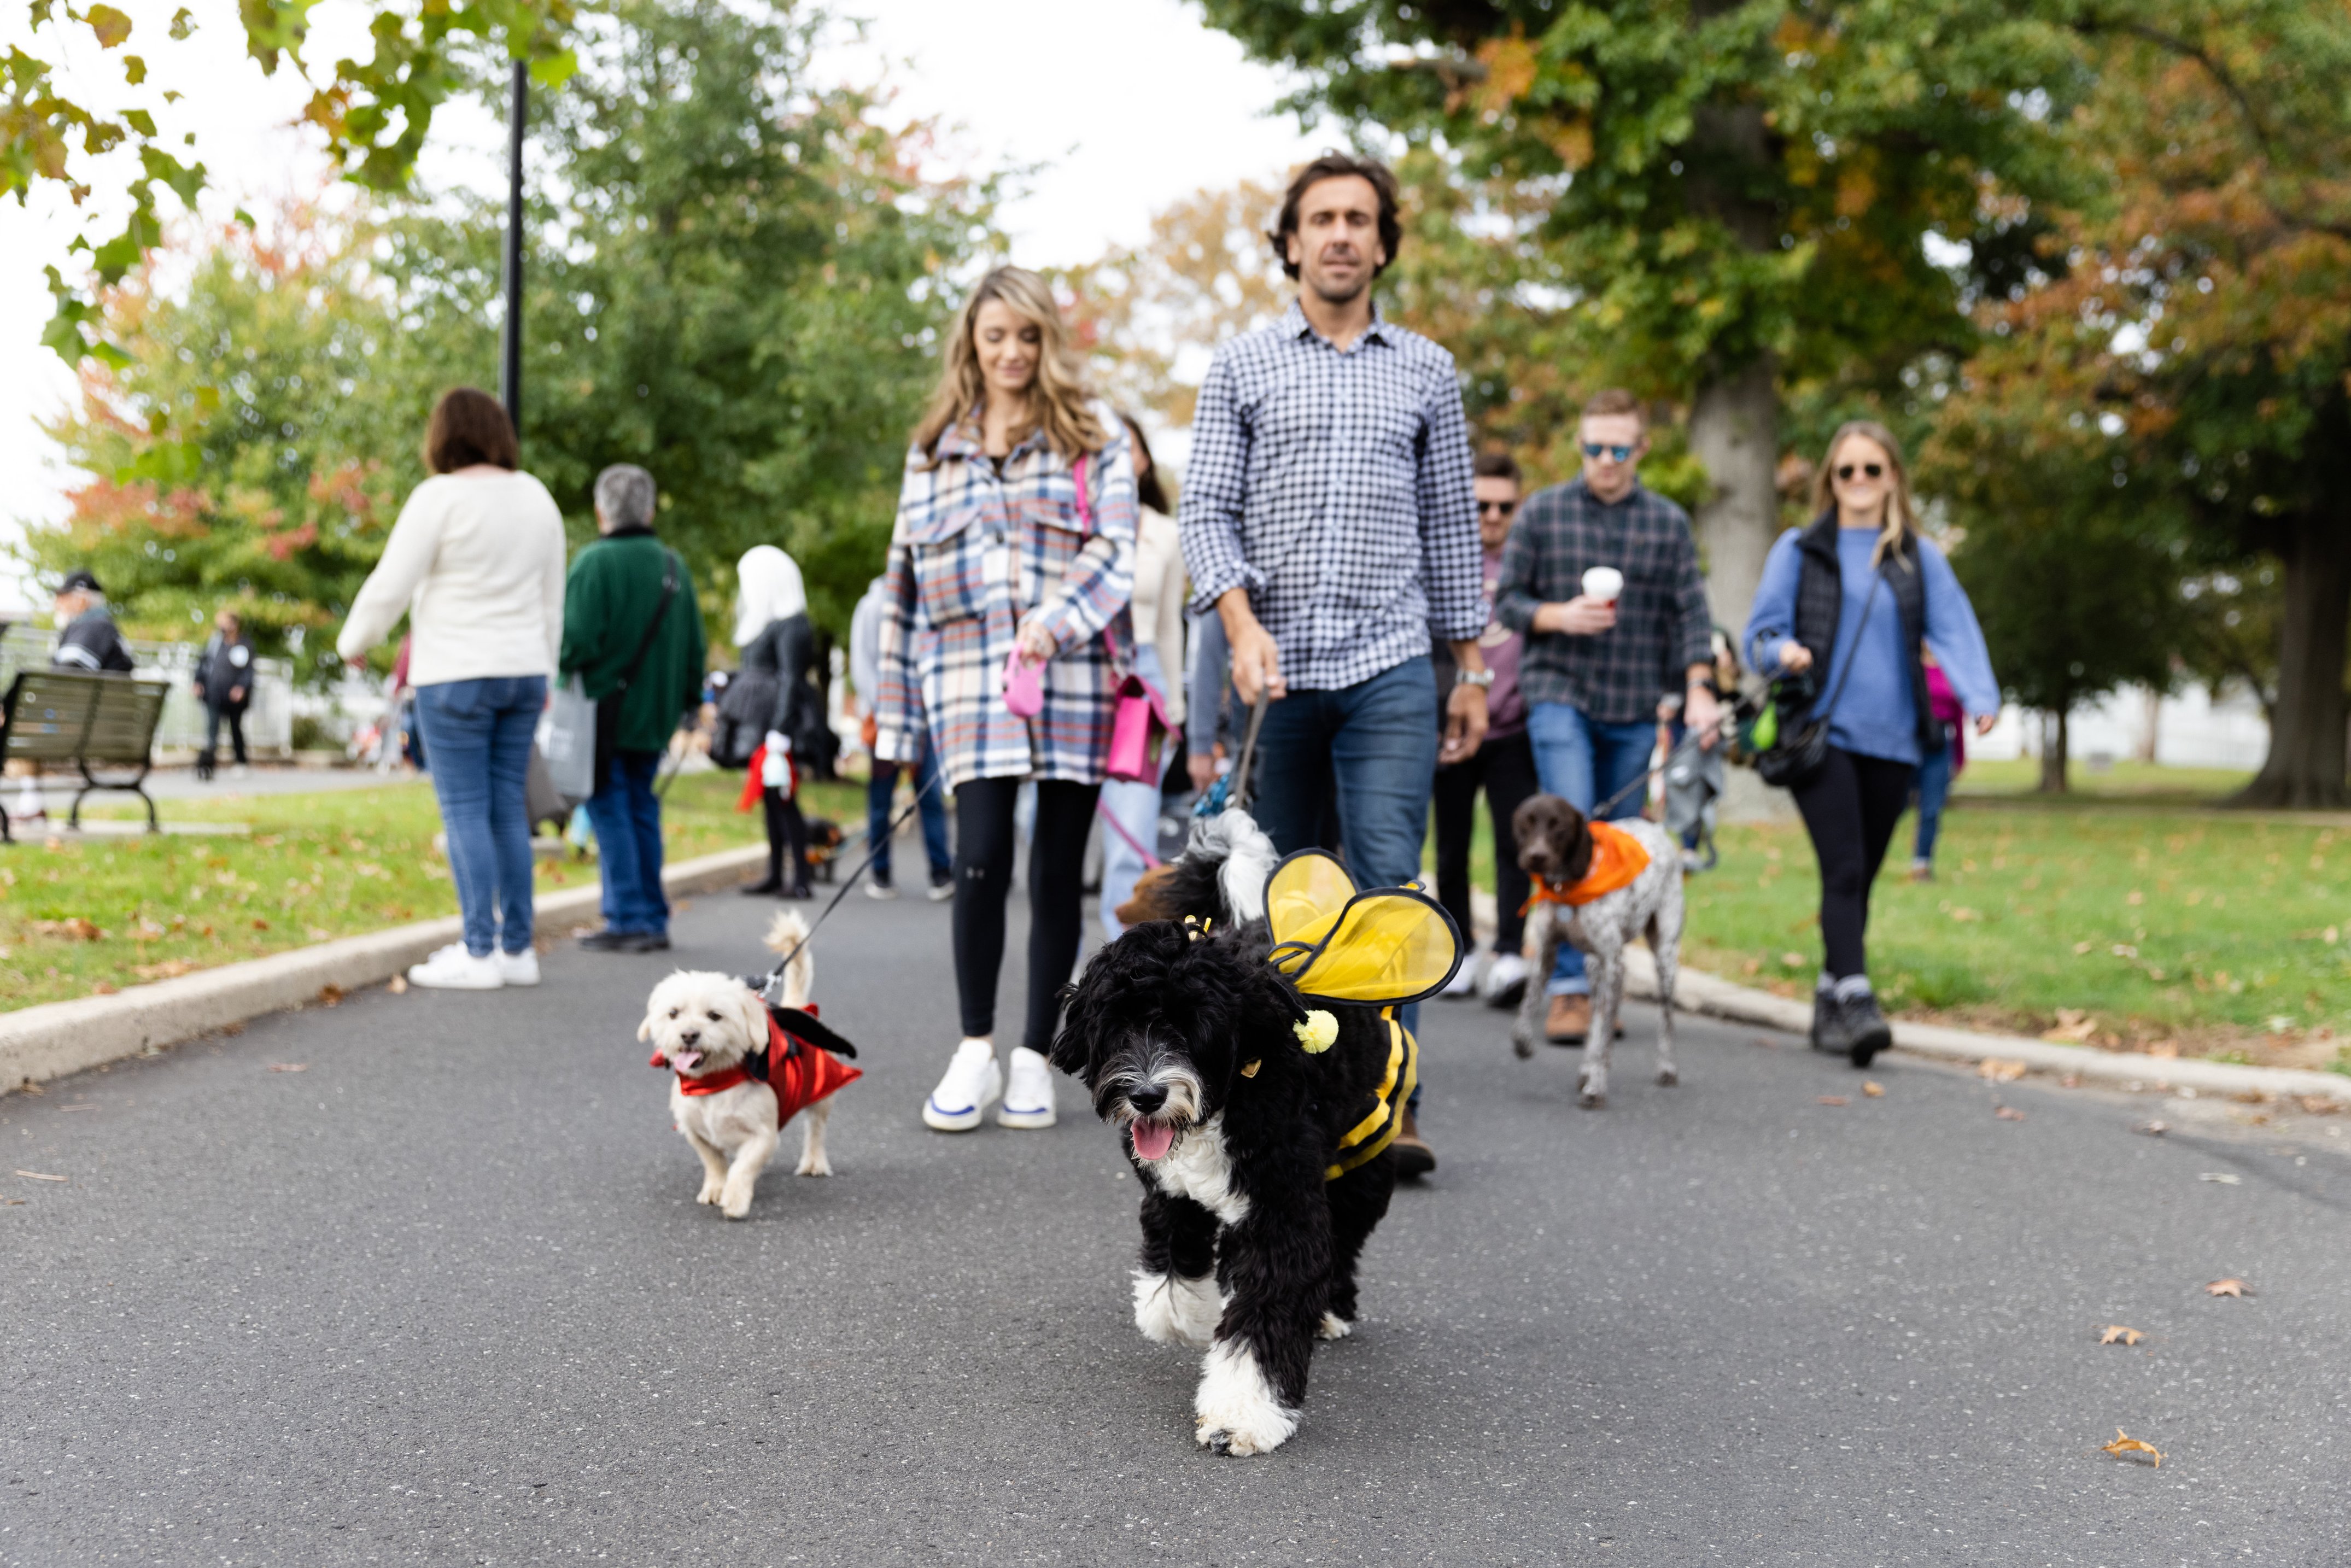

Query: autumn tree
left=1194, top=0, right=2085, bottom=631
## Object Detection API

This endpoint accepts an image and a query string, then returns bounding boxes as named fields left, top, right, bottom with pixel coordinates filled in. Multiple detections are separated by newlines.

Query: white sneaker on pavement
left=997, top=1044, right=1057, bottom=1128
left=922, top=1038, right=1002, bottom=1132
left=865, top=880, right=900, bottom=901
left=1481, top=952, right=1530, bottom=1009
left=408, top=944, right=504, bottom=990
left=1440, top=953, right=1480, bottom=999
left=496, top=948, right=541, bottom=986
left=926, top=876, right=955, bottom=903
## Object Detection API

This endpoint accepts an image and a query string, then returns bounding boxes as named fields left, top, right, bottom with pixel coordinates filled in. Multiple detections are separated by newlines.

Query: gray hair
left=593, top=464, right=657, bottom=531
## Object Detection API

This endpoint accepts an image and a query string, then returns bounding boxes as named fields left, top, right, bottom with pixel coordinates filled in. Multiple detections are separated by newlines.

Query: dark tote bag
left=1755, top=576, right=1880, bottom=792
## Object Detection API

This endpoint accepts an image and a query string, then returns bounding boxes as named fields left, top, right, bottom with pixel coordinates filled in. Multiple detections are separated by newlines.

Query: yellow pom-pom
left=1293, top=1009, right=1338, bottom=1054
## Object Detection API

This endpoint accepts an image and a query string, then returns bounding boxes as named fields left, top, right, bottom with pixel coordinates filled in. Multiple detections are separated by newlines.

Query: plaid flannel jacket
left=1492, top=478, right=1714, bottom=726
left=1178, top=302, right=1482, bottom=691
left=873, top=405, right=1138, bottom=788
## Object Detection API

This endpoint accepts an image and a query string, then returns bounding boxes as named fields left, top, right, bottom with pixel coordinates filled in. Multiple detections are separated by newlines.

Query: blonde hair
left=1810, top=419, right=1917, bottom=570
left=913, top=267, right=1106, bottom=465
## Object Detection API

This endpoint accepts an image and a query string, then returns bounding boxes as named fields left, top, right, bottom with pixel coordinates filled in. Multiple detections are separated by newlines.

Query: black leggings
left=1431, top=730, right=1539, bottom=955
left=1791, top=746, right=1917, bottom=981
left=952, top=777, right=1101, bottom=1050
left=761, top=786, right=808, bottom=887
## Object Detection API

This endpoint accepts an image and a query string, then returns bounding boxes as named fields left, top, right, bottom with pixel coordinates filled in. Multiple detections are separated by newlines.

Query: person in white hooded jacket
left=730, top=546, right=825, bottom=898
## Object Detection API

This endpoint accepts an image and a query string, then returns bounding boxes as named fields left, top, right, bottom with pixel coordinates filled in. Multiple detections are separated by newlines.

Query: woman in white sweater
left=1097, top=414, right=1186, bottom=939
left=337, top=388, right=568, bottom=990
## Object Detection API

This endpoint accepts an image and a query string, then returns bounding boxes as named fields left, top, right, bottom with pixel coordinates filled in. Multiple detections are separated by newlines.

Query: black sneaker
left=581, top=928, right=669, bottom=953
left=1845, top=992, right=1892, bottom=1068
left=1810, top=993, right=1852, bottom=1056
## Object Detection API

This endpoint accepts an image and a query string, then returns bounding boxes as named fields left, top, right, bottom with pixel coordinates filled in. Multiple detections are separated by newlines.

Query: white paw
left=720, top=1184, right=754, bottom=1219
left=796, top=1151, right=832, bottom=1177
left=1194, top=1339, right=1299, bottom=1457
left=695, top=1180, right=722, bottom=1206
left=1134, top=1272, right=1221, bottom=1348
left=1317, top=1312, right=1353, bottom=1341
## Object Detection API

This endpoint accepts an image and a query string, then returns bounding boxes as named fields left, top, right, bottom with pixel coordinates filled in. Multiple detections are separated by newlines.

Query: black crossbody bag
left=593, top=549, right=682, bottom=786
left=1756, top=575, right=1880, bottom=792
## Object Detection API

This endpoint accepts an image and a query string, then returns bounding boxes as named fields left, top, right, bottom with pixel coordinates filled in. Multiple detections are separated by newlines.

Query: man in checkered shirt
left=1179, top=154, right=1490, bottom=1178
left=1494, top=388, right=1723, bottom=1044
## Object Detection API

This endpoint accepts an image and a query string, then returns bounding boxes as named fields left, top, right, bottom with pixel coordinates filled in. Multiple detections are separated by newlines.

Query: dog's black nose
left=679, top=1028, right=700, bottom=1046
left=1128, top=1084, right=1168, bottom=1116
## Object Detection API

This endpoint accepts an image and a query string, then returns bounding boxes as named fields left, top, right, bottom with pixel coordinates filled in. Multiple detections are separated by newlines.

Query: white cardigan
left=337, top=470, right=568, bottom=686
left=1130, top=505, right=1188, bottom=727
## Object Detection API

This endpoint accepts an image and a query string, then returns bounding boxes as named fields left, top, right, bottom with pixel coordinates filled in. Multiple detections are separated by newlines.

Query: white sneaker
left=926, top=877, right=955, bottom=903
left=998, top=1044, right=1057, bottom=1128
left=1440, top=955, right=1479, bottom=999
left=1481, top=952, right=1530, bottom=1009
left=922, top=1038, right=1002, bottom=1132
left=407, top=944, right=504, bottom=990
left=865, top=880, right=900, bottom=901
left=496, top=948, right=541, bottom=986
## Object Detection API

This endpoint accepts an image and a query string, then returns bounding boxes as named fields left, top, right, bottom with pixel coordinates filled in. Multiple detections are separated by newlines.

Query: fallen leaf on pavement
left=13, top=1169, right=67, bottom=1183
left=1862, top=1081, right=1885, bottom=1097
left=1980, top=1058, right=2028, bottom=1082
left=2102, top=1429, right=2162, bottom=1467
left=2205, top=1278, right=2250, bottom=1297
left=388, top=975, right=409, bottom=994
left=318, top=984, right=344, bottom=1007
left=2139, top=1120, right=2168, bottom=1136
left=267, top=1063, right=307, bottom=1073
left=2099, top=1326, right=2144, bottom=1345
left=2198, top=1172, right=2241, bottom=1185
left=1995, top=1105, right=2027, bottom=1121
left=1817, top=1095, right=1849, bottom=1107
left=1, top=1197, right=22, bottom=1206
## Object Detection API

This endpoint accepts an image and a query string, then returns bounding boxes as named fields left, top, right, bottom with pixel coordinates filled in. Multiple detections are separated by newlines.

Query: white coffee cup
left=1582, top=566, right=1624, bottom=605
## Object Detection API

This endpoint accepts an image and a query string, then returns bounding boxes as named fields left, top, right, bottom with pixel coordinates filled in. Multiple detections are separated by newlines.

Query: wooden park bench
left=1, top=669, right=172, bottom=839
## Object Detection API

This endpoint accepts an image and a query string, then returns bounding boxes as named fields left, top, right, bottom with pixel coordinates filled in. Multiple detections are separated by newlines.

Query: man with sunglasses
left=1495, top=389, right=1720, bottom=1044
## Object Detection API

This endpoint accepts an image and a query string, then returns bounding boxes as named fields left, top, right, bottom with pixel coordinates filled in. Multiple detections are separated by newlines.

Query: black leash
left=756, top=763, right=944, bottom=1002
left=1587, top=711, right=1736, bottom=822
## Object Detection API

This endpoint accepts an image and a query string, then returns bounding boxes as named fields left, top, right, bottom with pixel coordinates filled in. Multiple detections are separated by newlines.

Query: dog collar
left=672, top=1064, right=755, bottom=1096
left=1523, top=821, right=1651, bottom=912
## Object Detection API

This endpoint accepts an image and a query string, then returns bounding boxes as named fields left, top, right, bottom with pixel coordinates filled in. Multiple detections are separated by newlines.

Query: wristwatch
left=1455, top=668, right=1495, bottom=689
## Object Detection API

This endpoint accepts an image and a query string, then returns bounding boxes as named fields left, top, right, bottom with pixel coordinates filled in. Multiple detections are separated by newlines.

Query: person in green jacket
left=560, top=464, right=707, bottom=952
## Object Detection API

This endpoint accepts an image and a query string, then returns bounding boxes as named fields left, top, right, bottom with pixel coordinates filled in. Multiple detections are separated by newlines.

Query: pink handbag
left=1066, top=453, right=1169, bottom=784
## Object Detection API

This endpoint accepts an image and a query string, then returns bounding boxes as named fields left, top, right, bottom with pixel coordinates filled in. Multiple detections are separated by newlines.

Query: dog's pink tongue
left=1131, top=1120, right=1177, bottom=1162
left=673, top=1050, right=704, bottom=1071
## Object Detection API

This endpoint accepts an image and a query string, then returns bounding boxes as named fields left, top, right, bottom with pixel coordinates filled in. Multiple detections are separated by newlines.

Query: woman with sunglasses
left=1742, top=420, right=1999, bottom=1067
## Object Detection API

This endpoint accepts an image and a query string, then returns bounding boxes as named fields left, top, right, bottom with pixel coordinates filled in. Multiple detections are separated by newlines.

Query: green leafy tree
left=1194, top=0, right=2085, bottom=631
left=5, top=0, right=577, bottom=368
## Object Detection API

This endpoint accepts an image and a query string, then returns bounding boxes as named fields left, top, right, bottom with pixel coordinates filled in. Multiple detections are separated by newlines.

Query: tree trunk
left=2039, top=709, right=2069, bottom=793
left=2232, top=511, right=2350, bottom=809
left=1688, top=357, right=1781, bottom=643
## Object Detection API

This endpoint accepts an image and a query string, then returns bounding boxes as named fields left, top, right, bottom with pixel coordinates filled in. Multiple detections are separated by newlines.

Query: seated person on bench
left=50, top=570, right=134, bottom=674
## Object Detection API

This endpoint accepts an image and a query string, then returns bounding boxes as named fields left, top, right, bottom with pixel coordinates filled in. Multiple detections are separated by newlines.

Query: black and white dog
left=1056, top=810, right=1399, bottom=1457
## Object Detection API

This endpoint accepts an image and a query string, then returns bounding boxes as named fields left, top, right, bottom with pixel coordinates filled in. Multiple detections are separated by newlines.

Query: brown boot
left=1545, top=992, right=1591, bottom=1045
left=1390, top=1108, right=1435, bottom=1179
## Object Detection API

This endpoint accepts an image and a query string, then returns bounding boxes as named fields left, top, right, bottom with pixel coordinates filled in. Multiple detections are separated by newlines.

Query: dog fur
left=637, top=911, right=839, bottom=1218
left=1509, top=795, right=1685, bottom=1108
left=1058, top=809, right=1395, bottom=1458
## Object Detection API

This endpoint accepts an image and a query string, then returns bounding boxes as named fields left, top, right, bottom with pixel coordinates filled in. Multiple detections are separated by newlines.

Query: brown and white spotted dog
left=1508, top=794, right=1685, bottom=1108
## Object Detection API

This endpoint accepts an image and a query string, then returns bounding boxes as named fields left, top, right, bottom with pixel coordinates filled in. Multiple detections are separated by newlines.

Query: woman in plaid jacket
left=873, top=266, right=1139, bottom=1136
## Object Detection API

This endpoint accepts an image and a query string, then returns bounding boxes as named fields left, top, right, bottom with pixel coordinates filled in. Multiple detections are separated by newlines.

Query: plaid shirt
left=1178, top=302, right=1482, bottom=691
left=1493, top=478, right=1713, bottom=725
left=873, top=405, right=1137, bottom=787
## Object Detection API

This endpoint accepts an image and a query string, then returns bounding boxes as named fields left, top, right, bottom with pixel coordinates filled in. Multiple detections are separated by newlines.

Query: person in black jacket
left=192, top=609, right=256, bottom=780
left=50, top=569, right=134, bottom=674
left=731, top=546, right=831, bottom=898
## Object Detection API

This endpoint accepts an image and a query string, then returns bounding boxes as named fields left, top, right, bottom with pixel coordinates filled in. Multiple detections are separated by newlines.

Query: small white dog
left=638, top=911, right=858, bottom=1219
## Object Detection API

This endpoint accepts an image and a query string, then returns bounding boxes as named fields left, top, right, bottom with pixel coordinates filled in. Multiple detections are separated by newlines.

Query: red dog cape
left=656, top=1002, right=862, bottom=1124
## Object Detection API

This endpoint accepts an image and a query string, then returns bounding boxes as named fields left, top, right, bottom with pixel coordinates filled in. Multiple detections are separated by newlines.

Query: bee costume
left=1258, top=850, right=1463, bottom=1179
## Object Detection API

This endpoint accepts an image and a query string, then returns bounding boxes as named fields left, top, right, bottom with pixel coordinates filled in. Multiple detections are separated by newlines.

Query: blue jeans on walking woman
left=585, top=751, right=669, bottom=936
left=1527, top=701, right=1657, bottom=997
left=413, top=675, right=546, bottom=958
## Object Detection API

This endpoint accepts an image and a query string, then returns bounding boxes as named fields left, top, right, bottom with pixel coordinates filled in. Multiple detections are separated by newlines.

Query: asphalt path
left=4, top=877, right=2348, bottom=1566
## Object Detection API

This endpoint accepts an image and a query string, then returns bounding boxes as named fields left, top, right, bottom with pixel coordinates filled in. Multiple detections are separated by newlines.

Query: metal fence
left=0, top=625, right=294, bottom=755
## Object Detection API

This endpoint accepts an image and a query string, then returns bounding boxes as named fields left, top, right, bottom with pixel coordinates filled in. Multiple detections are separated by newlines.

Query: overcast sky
left=0, top=0, right=1325, bottom=612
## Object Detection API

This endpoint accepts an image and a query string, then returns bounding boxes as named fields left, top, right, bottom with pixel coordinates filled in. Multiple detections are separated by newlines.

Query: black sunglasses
left=1582, top=442, right=1636, bottom=463
left=1835, top=462, right=1886, bottom=481
left=1478, top=499, right=1518, bottom=517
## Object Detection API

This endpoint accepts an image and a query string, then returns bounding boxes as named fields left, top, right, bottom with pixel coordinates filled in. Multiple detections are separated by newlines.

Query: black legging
left=1791, top=746, right=1917, bottom=981
left=952, top=776, right=1100, bottom=1050
left=1431, top=730, right=1538, bottom=956
left=762, top=786, right=809, bottom=888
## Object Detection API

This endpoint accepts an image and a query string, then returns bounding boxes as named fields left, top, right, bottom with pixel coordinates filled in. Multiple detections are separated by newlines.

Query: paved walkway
left=3, top=886, right=2346, bottom=1565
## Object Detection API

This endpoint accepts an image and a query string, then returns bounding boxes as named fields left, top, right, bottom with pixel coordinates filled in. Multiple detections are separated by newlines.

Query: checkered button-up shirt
left=1493, top=478, right=1714, bottom=726
left=1178, top=302, right=1483, bottom=691
left=873, top=406, right=1137, bottom=787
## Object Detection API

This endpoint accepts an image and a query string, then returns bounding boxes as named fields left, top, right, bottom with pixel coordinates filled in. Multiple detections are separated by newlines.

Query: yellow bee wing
left=1263, top=849, right=1357, bottom=953
left=1278, top=887, right=1464, bottom=1007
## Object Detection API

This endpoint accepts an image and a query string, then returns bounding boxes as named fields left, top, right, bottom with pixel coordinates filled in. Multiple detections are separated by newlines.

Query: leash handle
left=1227, top=692, right=1271, bottom=815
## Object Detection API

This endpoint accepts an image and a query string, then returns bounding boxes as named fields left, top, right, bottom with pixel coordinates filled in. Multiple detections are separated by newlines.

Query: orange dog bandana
left=1523, top=820, right=1652, bottom=912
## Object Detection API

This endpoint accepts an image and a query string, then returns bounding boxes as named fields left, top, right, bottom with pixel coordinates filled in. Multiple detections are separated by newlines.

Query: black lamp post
left=499, top=58, right=527, bottom=441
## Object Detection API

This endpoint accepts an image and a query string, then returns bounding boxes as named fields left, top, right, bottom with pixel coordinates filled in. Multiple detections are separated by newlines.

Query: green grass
left=1952, top=757, right=2255, bottom=803
left=0, top=771, right=861, bottom=1010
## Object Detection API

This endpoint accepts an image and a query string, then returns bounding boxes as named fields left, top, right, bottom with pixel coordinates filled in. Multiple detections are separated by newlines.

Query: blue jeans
left=1527, top=701, right=1657, bottom=996
left=584, top=750, right=668, bottom=935
left=868, top=736, right=951, bottom=887
left=1099, top=644, right=1169, bottom=942
left=1913, top=740, right=1953, bottom=865
left=412, top=676, right=545, bottom=958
